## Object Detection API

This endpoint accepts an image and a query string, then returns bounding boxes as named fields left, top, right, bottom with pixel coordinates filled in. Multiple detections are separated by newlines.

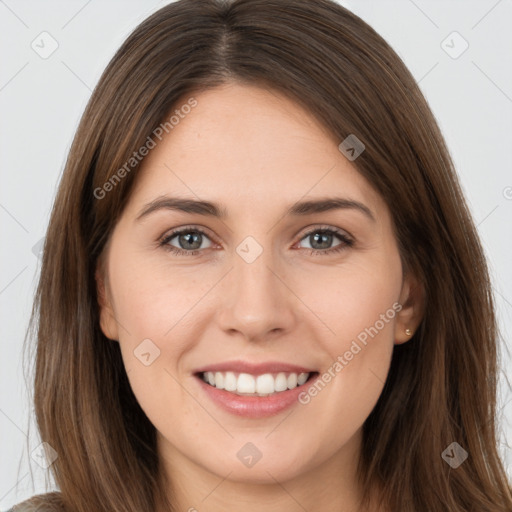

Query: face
left=97, top=83, right=421, bottom=492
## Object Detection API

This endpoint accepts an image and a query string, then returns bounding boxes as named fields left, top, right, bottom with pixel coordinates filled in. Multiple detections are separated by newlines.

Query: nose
left=216, top=239, right=297, bottom=343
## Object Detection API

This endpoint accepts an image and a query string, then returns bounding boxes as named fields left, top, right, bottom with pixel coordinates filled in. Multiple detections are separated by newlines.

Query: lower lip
left=195, top=373, right=319, bottom=418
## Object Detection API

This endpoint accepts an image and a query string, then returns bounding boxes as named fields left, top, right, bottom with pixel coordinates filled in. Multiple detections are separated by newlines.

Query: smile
left=199, top=371, right=313, bottom=396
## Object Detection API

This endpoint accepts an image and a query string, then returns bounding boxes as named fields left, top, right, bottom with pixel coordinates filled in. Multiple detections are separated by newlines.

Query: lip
left=193, top=360, right=316, bottom=375
left=195, top=370, right=320, bottom=418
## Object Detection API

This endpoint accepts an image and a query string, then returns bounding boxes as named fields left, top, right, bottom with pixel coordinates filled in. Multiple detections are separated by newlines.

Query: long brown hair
left=18, top=0, right=511, bottom=510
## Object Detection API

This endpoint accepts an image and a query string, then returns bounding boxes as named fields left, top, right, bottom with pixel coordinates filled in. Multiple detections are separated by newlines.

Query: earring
left=405, top=328, right=412, bottom=336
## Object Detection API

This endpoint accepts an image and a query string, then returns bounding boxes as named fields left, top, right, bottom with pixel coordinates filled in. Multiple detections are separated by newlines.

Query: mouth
left=192, top=360, right=320, bottom=418
left=195, top=370, right=319, bottom=397
left=194, top=370, right=320, bottom=418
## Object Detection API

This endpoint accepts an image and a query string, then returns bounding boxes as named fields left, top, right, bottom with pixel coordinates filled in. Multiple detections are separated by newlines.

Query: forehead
left=127, top=83, right=385, bottom=219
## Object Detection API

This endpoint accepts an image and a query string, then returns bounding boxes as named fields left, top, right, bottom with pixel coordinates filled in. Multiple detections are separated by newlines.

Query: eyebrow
left=135, top=195, right=376, bottom=222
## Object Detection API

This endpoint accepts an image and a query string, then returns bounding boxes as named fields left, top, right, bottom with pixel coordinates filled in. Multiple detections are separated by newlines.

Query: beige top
left=5, top=491, right=65, bottom=511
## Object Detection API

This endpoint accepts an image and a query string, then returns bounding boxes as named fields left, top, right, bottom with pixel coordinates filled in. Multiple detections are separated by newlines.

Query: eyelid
left=160, top=223, right=352, bottom=244
left=297, top=223, right=353, bottom=241
left=159, top=224, right=217, bottom=244
left=159, top=223, right=354, bottom=256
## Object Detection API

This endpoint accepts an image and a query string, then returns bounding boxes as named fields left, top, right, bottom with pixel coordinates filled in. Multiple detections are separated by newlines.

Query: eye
left=159, top=226, right=214, bottom=256
left=159, top=225, right=354, bottom=257
left=296, top=226, right=354, bottom=256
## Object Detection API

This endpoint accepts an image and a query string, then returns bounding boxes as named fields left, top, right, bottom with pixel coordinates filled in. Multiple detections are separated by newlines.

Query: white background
left=1, top=0, right=511, bottom=508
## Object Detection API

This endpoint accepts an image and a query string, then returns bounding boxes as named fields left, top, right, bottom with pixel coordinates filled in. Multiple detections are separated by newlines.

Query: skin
left=96, top=82, right=423, bottom=512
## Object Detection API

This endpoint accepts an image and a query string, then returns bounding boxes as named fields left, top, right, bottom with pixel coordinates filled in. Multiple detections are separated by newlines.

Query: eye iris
left=179, top=232, right=202, bottom=250
left=311, top=231, right=332, bottom=250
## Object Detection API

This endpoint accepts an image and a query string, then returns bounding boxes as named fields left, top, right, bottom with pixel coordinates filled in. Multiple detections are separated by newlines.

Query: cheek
left=264, top=258, right=401, bottom=475
left=303, top=254, right=402, bottom=344
left=107, top=252, right=219, bottom=420
left=108, top=257, right=201, bottom=434
left=296, top=258, right=402, bottom=428
left=108, top=247, right=207, bottom=339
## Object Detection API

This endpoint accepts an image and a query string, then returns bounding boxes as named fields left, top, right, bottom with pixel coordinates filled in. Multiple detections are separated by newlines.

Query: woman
left=8, top=0, right=512, bottom=510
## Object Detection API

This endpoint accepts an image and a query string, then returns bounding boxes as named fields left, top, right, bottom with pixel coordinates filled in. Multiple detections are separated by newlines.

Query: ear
left=394, top=271, right=424, bottom=345
left=95, top=267, right=119, bottom=341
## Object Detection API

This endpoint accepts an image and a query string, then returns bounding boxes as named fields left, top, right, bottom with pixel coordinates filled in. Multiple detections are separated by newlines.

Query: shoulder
left=5, top=492, right=65, bottom=512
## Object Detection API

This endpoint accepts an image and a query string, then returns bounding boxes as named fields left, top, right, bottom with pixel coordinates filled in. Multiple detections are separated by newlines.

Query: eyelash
left=158, top=225, right=354, bottom=257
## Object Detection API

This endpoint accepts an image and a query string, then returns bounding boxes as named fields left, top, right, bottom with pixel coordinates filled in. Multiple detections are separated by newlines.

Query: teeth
left=238, top=373, right=256, bottom=393
left=201, top=371, right=311, bottom=396
left=297, top=372, right=308, bottom=385
left=256, top=374, right=274, bottom=394
left=214, top=372, right=224, bottom=389
left=275, top=373, right=288, bottom=391
left=224, top=371, right=237, bottom=391
left=287, top=373, right=297, bottom=389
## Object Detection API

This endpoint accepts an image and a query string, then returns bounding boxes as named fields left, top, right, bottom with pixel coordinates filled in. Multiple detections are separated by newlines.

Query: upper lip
left=194, top=360, right=317, bottom=375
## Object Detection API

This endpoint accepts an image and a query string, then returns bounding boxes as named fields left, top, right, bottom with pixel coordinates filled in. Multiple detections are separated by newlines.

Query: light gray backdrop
left=1, top=0, right=511, bottom=508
